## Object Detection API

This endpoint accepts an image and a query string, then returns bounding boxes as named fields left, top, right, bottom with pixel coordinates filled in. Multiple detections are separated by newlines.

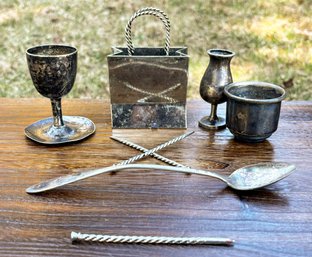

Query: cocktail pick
left=71, top=232, right=234, bottom=246
left=110, top=136, right=229, bottom=170
left=110, top=136, right=189, bottom=167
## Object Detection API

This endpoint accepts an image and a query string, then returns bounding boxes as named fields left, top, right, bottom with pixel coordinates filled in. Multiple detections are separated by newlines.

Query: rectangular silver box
left=107, top=47, right=189, bottom=128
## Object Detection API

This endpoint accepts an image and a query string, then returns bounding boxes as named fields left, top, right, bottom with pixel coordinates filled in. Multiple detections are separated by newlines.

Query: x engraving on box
left=124, top=82, right=181, bottom=103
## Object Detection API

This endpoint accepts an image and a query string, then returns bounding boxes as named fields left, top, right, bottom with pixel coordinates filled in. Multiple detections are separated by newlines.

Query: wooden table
left=1, top=98, right=311, bottom=257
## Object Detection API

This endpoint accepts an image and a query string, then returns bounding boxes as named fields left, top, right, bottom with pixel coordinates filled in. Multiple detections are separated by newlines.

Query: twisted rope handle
left=125, top=7, right=171, bottom=56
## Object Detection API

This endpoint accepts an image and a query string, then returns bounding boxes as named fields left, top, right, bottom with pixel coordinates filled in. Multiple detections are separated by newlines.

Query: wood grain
left=0, top=98, right=311, bottom=257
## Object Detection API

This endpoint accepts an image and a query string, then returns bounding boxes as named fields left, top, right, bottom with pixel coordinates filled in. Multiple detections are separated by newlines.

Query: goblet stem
left=51, top=99, right=64, bottom=127
left=208, top=104, right=218, bottom=122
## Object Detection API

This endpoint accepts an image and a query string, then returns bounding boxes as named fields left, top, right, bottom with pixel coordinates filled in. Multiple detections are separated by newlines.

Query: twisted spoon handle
left=71, top=232, right=234, bottom=246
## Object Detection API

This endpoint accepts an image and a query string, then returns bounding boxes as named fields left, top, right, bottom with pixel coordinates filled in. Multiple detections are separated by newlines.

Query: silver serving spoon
left=26, top=162, right=295, bottom=193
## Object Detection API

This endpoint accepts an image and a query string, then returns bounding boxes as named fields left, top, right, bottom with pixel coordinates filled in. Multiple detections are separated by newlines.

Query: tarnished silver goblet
left=199, top=49, right=235, bottom=130
left=25, top=44, right=95, bottom=144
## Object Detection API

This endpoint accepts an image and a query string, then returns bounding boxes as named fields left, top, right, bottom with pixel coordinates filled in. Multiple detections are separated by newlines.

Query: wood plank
left=0, top=98, right=311, bottom=257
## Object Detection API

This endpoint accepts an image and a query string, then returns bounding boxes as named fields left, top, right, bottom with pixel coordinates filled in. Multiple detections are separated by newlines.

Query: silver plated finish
left=26, top=131, right=194, bottom=193
left=25, top=44, right=95, bottom=144
left=110, top=136, right=188, bottom=167
left=199, top=49, right=235, bottom=130
left=125, top=7, right=170, bottom=56
left=224, top=81, right=286, bottom=142
left=24, top=116, right=95, bottom=145
left=26, top=162, right=295, bottom=194
left=108, top=7, right=189, bottom=129
left=71, top=232, right=234, bottom=246
left=115, top=131, right=194, bottom=166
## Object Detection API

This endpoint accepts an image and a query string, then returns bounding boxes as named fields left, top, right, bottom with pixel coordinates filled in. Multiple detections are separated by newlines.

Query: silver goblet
left=25, top=44, right=95, bottom=144
left=199, top=49, right=235, bottom=130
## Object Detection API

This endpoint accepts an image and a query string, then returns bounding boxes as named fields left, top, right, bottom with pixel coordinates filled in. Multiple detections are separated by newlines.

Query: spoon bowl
left=227, top=162, right=295, bottom=190
left=26, top=162, right=295, bottom=193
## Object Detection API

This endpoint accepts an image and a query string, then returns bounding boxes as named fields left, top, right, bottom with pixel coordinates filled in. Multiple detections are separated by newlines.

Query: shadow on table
left=217, top=187, right=289, bottom=207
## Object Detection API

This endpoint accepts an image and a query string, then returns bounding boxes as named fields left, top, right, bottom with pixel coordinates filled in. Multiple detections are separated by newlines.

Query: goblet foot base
left=25, top=116, right=96, bottom=145
left=198, top=116, right=226, bottom=130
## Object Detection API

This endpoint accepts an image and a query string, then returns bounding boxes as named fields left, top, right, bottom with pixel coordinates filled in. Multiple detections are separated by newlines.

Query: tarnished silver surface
left=26, top=45, right=77, bottom=100
left=108, top=48, right=188, bottom=104
left=110, top=136, right=189, bottom=167
left=71, top=232, right=234, bottom=246
left=224, top=81, right=286, bottom=143
left=25, top=44, right=95, bottom=144
left=199, top=49, right=235, bottom=130
left=24, top=116, right=95, bottom=145
left=26, top=131, right=194, bottom=193
left=108, top=7, right=188, bottom=129
left=111, top=103, right=187, bottom=128
left=26, top=161, right=295, bottom=194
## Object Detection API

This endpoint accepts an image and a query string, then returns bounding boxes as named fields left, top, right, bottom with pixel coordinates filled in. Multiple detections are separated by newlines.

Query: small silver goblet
left=25, top=44, right=95, bottom=144
left=199, top=49, right=235, bottom=130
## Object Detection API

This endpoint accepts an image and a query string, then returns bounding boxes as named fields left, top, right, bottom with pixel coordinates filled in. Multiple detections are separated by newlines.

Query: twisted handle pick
left=115, top=131, right=194, bottom=166
left=71, top=232, right=234, bottom=246
left=111, top=136, right=189, bottom=168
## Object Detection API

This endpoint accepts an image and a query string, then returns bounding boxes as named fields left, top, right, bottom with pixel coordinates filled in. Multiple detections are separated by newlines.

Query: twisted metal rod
left=125, top=7, right=171, bottom=56
left=114, top=131, right=194, bottom=166
left=71, top=232, right=234, bottom=246
left=110, top=136, right=189, bottom=168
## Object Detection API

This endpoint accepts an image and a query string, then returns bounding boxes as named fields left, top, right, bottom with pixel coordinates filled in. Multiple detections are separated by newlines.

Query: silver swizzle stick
left=115, top=131, right=194, bottom=166
left=110, top=136, right=189, bottom=167
left=71, top=232, right=234, bottom=246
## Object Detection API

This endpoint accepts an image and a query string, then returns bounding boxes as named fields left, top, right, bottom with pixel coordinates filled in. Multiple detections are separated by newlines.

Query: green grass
left=0, top=0, right=311, bottom=99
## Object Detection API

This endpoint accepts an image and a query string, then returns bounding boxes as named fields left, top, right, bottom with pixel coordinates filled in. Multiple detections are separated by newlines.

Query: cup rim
left=26, top=44, right=77, bottom=57
left=224, top=81, right=286, bottom=104
left=207, top=48, right=235, bottom=58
